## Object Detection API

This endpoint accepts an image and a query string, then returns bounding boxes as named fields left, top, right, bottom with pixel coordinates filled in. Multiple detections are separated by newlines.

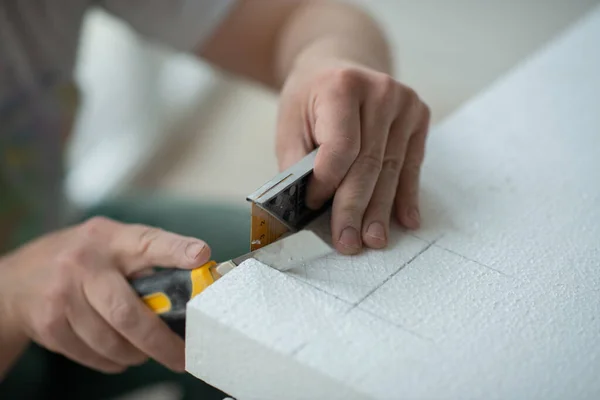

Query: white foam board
left=185, top=259, right=366, bottom=400
left=186, top=5, right=600, bottom=399
left=288, top=215, right=431, bottom=304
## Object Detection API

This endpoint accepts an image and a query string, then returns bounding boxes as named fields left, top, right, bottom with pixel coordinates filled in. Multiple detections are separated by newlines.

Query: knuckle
left=338, top=190, right=369, bottom=215
left=381, top=157, right=403, bottom=175
left=109, top=302, right=139, bottom=331
left=168, top=237, right=189, bottom=257
left=329, top=68, right=361, bottom=95
left=373, top=74, right=398, bottom=104
left=55, top=247, right=87, bottom=270
left=403, top=86, right=419, bottom=103
left=339, top=203, right=365, bottom=226
left=375, top=73, right=396, bottom=90
left=136, top=225, right=164, bottom=256
left=356, top=152, right=383, bottom=174
left=80, top=216, right=110, bottom=239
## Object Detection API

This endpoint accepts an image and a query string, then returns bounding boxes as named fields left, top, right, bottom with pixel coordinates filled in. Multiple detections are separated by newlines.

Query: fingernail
left=407, top=207, right=421, bottom=227
left=339, top=227, right=361, bottom=249
left=366, top=222, right=386, bottom=241
left=185, top=242, right=207, bottom=261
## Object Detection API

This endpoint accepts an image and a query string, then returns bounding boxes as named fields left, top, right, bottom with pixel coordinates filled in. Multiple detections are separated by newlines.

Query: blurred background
left=65, top=0, right=599, bottom=210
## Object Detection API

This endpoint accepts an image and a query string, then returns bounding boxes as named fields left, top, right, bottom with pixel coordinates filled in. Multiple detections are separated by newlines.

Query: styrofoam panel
left=185, top=5, right=600, bottom=399
left=436, top=199, right=600, bottom=287
left=295, top=304, right=600, bottom=400
left=357, top=246, right=515, bottom=341
left=424, top=92, right=600, bottom=278
left=294, top=308, right=449, bottom=400
left=186, top=304, right=370, bottom=400
left=419, top=281, right=600, bottom=400
left=420, top=135, right=600, bottom=281
left=420, top=109, right=600, bottom=256
left=185, top=259, right=362, bottom=400
left=297, top=292, right=600, bottom=400
left=358, top=245, right=600, bottom=399
left=288, top=215, right=430, bottom=304
left=416, top=4, right=600, bottom=276
left=188, top=255, right=600, bottom=400
left=186, top=259, right=351, bottom=357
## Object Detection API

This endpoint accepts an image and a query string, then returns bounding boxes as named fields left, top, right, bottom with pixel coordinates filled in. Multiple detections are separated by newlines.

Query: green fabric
left=0, top=195, right=250, bottom=400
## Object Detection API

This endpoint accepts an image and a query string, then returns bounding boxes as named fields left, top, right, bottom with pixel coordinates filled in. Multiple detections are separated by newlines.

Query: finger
left=35, top=314, right=124, bottom=374
left=68, top=279, right=148, bottom=367
left=275, top=97, right=315, bottom=171
left=78, top=217, right=211, bottom=274
left=331, top=82, right=398, bottom=254
left=110, top=223, right=211, bottom=275
left=84, top=270, right=186, bottom=372
left=361, top=99, right=419, bottom=248
left=395, top=102, right=431, bottom=229
left=306, top=77, right=362, bottom=210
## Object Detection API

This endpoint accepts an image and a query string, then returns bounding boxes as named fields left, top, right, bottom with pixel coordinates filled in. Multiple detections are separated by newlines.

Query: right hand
left=0, top=217, right=211, bottom=374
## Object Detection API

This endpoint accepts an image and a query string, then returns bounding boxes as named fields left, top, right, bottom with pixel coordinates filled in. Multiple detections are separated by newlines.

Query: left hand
left=275, top=60, right=431, bottom=255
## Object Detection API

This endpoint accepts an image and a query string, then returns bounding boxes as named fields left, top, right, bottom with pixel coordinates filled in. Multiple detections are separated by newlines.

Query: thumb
left=275, top=100, right=314, bottom=171
left=109, top=222, right=211, bottom=275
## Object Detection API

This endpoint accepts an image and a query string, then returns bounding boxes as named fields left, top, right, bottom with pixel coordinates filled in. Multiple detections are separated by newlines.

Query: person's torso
left=0, top=1, right=88, bottom=251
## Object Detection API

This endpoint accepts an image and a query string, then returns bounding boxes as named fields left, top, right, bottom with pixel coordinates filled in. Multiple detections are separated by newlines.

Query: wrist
left=277, top=36, right=393, bottom=89
left=306, top=35, right=391, bottom=69
left=272, top=1, right=393, bottom=87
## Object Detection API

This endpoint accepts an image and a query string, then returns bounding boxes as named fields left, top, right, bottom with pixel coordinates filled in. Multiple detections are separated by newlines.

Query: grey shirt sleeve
left=99, top=0, right=237, bottom=53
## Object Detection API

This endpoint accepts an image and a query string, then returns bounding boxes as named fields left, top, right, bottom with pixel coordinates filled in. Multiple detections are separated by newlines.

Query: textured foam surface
left=186, top=6, right=600, bottom=400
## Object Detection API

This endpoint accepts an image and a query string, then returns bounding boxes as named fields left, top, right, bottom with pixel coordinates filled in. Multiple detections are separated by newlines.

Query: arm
left=198, top=0, right=393, bottom=89
left=199, top=0, right=428, bottom=254
left=0, top=218, right=213, bottom=380
left=199, top=0, right=430, bottom=255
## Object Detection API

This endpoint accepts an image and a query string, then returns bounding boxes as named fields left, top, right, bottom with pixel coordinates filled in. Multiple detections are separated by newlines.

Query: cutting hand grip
left=131, top=261, right=217, bottom=320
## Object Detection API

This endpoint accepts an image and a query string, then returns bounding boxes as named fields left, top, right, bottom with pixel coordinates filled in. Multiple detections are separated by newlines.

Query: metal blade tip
left=252, top=230, right=332, bottom=272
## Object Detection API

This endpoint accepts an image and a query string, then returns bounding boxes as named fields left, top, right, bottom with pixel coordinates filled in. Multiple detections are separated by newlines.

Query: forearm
left=273, top=1, right=393, bottom=86
left=199, top=0, right=392, bottom=90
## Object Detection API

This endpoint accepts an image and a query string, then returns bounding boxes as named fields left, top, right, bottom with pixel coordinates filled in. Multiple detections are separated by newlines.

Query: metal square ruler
left=246, top=148, right=332, bottom=251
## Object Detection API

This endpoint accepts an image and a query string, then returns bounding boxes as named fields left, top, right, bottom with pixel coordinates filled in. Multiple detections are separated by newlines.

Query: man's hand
left=276, top=60, right=430, bottom=255
left=0, top=217, right=211, bottom=374
left=197, top=0, right=430, bottom=255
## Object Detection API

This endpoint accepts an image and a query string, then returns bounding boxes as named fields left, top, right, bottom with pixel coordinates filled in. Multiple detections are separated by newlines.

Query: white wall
left=64, top=8, right=223, bottom=208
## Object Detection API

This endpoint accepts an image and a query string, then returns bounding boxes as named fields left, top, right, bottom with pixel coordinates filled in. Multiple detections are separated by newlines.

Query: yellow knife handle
left=131, top=261, right=218, bottom=320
